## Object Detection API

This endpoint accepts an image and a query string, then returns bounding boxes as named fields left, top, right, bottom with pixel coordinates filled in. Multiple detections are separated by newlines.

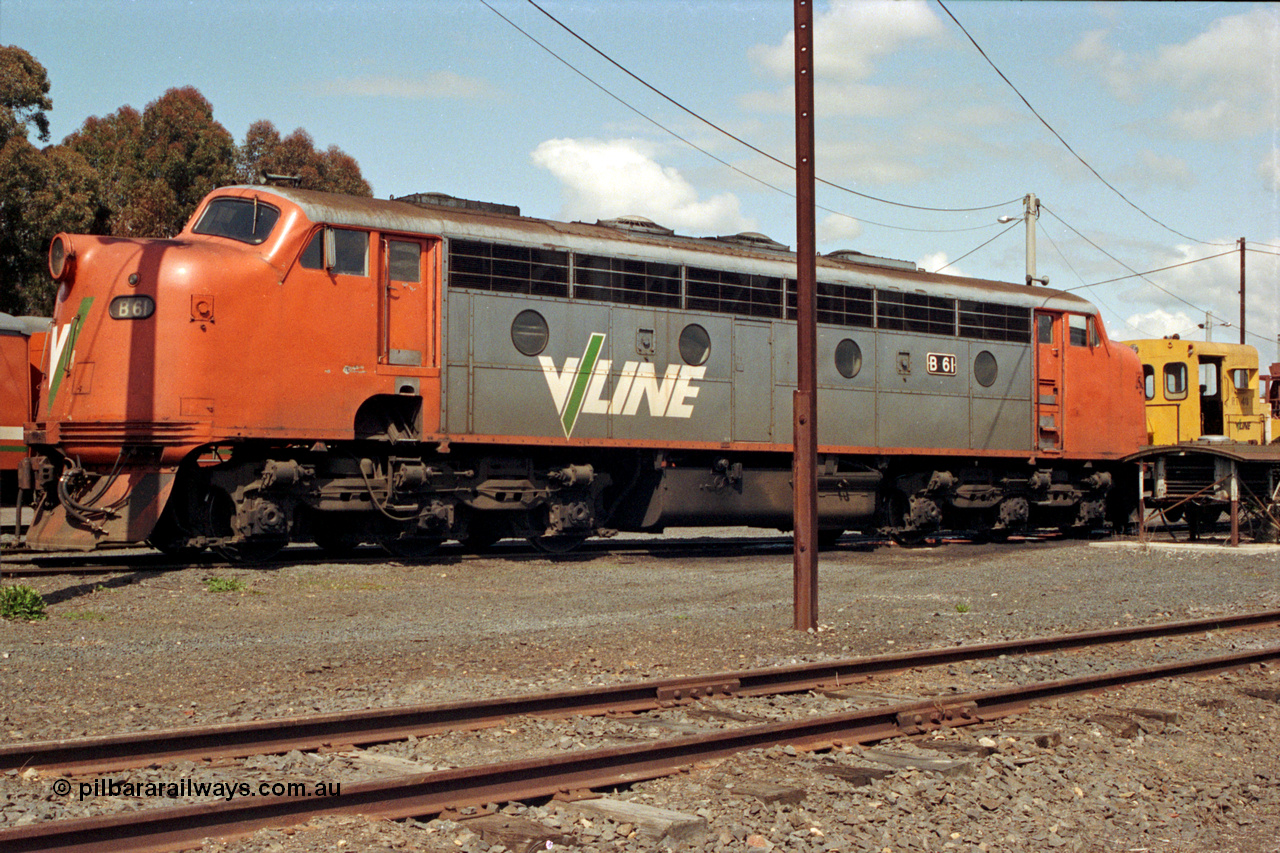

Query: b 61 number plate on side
left=927, top=352, right=956, bottom=375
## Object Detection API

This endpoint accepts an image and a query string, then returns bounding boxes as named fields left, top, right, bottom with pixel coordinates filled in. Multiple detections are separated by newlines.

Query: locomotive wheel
left=204, top=489, right=285, bottom=563
left=527, top=534, right=588, bottom=555
left=149, top=538, right=207, bottom=562
left=380, top=535, right=443, bottom=560
left=147, top=512, right=206, bottom=561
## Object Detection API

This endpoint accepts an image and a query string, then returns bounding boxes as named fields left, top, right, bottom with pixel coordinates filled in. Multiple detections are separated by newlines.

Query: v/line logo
left=46, top=297, right=95, bottom=411
left=539, top=333, right=707, bottom=438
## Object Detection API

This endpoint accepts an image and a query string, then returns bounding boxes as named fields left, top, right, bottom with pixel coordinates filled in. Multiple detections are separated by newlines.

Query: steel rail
left=4, top=609, right=1278, bottom=776
left=3, top=644, right=1277, bottom=853
left=0, top=535, right=823, bottom=576
left=1, top=530, right=1077, bottom=576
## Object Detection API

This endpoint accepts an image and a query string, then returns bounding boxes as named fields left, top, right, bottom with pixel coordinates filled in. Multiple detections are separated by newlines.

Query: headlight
left=49, top=234, right=75, bottom=282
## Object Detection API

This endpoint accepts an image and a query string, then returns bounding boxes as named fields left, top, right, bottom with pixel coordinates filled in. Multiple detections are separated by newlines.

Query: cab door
left=1034, top=311, right=1063, bottom=453
left=378, top=237, right=438, bottom=372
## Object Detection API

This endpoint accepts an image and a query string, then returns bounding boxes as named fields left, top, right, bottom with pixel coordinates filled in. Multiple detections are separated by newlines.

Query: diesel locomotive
left=24, top=186, right=1147, bottom=559
left=1, top=312, right=48, bottom=504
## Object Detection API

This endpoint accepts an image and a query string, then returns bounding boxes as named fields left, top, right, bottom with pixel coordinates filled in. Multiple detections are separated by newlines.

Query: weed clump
left=203, top=576, right=246, bottom=593
left=1, top=585, right=47, bottom=621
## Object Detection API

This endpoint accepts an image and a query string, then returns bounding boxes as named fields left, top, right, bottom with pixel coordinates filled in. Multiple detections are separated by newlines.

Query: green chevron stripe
left=560, top=333, right=606, bottom=438
left=47, top=297, right=94, bottom=411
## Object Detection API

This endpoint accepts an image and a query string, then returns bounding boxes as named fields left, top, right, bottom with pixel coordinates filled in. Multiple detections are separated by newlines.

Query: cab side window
left=1068, top=315, right=1089, bottom=347
left=298, top=228, right=368, bottom=275
left=1143, top=365, right=1155, bottom=400
left=331, top=229, right=368, bottom=275
left=388, top=240, right=421, bottom=282
left=1037, top=314, right=1054, bottom=344
left=1164, top=363, right=1188, bottom=400
left=301, top=231, right=323, bottom=269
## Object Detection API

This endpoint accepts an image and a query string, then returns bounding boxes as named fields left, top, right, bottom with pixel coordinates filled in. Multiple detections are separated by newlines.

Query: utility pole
left=1023, top=193, right=1041, bottom=286
left=999, top=194, right=1045, bottom=286
left=792, top=0, right=818, bottom=631
left=1239, top=237, right=1246, bottom=346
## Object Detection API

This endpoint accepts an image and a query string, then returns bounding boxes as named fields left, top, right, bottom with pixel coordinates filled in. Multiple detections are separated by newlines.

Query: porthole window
left=679, top=323, right=711, bottom=366
left=511, top=309, right=549, bottom=356
left=974, top=350, right=998, bottom=387
left=834, top=339, right=862, bottom=379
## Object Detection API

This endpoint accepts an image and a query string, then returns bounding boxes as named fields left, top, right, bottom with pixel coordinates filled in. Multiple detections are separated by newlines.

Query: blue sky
left=4, top=0, right=1278, bottom=358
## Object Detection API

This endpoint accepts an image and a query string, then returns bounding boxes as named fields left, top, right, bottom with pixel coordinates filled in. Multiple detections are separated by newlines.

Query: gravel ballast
left=2, top=534, right=1278, bottom=852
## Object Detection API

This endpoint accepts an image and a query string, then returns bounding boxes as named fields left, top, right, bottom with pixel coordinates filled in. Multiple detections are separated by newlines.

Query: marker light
left=49, top=234, right=75, bottom=283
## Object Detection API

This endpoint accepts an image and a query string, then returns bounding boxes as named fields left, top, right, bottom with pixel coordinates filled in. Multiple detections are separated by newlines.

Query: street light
left=1000, top=193, right=1047, bottom=286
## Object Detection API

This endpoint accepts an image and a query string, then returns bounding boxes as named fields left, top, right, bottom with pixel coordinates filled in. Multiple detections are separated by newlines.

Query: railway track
left=5, top=608, right=1278, bottom=777
left=2, top=640, right=1276, bottom=853
left=2, top=517, right=1248, bottom=579
left=5, top=608, right=1277, bottom=776
left=0, top=528, right=1091, bottom=577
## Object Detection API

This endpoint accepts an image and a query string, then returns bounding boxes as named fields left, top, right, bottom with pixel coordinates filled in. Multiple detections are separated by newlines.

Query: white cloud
left=1109, top=241, right=1280, bottom=345
left=1069, top=9, right=1280, bottom=139
left=750, top=0, right=944, bottom=83
left=1121, top=306, right=1198, bottom=338
left=1122, top=308, right=1199, bottom=341
left=530, top=138, right=753, bottom=234
left=918, top=251, right=962, bottom=277
left=817, top=213, right=864, bottom=247
left=1259, top=151, right=1280, bottom=192
left=1167, top=99, right=1270, bottom=141
left=1148, top=9, right=1280, bottom=98
left=1068, top=28, right=1139, bottom=102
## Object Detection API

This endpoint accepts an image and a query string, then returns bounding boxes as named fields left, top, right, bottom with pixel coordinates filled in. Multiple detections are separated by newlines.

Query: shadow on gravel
left=39, top=570, right=185, bottom=607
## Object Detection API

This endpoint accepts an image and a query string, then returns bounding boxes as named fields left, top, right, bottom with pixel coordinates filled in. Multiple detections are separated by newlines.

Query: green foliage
left=0, top=47, right=98, bottom=315
left=0, top=584, right=47, bottom=621
left=0, top=141, right=100, bottom=314
left=0, top=46, right=53, bottom=145
left=0, top=49, right=372, bottom=315
left=66, top=87, right=237, bottom=239
left=203, top=576, right=246, bottom=593
left=235, top=120, right=371, bottom=196
left=955, top=601, right=972, bottom=614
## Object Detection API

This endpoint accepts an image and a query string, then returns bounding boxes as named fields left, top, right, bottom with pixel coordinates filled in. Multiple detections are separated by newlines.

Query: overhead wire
left=1048, top=205, right=1275, bottom=347
left=520, top=0, right=1022, bottom=215
left=1069, top=250, right=1238, bottom=289
left=935, top=0, right=1234, bottom=248
left=479, top=0, right=1002, bottom=235
left=479, top=0, right=1010, bottom=234
left=929, top=220, right=1021, bottom=273
left=1039, top=220, right=1154, bottom=338
left=493, top=0, right=1275, bottom=345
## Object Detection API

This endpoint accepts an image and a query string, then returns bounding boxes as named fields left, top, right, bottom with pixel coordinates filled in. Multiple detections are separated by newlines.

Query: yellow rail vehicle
left=1125, top=338, right=1279, bottom=541
left=1128, top=339, right=1268, bottom=446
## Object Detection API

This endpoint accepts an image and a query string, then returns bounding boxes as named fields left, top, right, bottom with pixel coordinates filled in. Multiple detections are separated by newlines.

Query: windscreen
left=192, top=198, right=280, bottom=245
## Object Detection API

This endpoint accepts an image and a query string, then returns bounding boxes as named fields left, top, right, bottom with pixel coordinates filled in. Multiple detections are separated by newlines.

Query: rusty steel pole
left=792, top=0, right=819, bottom=631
